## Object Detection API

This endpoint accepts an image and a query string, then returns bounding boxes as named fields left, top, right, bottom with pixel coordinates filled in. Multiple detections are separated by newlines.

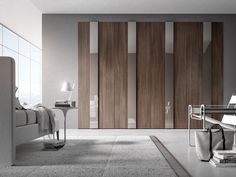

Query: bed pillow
left=15, top=86, right=24, bottom=110
left=15, top=97, right=24, bottom=110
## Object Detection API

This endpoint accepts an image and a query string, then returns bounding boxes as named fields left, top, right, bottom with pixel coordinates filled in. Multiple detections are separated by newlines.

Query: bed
left=15, top=109, right=59, bottom=146
left=0, top=57, right=59, bottom=166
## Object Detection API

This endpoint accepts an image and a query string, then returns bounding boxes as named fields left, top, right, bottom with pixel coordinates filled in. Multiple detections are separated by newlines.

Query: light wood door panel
left=98, top=22, right=128, bottom=128
left=136, top=22, right=165, bottom=128
left=78, top=22, right=90, bottom=128
left=174, top=22, right=203, bottom=128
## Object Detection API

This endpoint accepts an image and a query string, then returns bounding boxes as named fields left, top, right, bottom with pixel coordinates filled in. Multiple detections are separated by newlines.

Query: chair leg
left=56, top=130, right=59, bottom=141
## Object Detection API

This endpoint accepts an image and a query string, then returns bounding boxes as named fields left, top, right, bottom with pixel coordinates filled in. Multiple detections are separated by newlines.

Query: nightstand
left=51, top=107, right=78, bottom=143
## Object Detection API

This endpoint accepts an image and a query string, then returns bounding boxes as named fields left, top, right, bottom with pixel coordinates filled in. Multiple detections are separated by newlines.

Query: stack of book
left=43, top=140, right=65, bottom=151
left=210, top=150, right=236, bottom=167
left=55, top=100, right=71, bottom=107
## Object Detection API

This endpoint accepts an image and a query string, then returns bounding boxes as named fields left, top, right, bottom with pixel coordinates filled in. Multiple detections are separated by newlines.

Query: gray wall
left=43, top=14, right=236, bottom=128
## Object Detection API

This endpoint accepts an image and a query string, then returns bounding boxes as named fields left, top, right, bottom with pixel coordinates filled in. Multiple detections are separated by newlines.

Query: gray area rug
left=0, top=136, right=177, bottom=177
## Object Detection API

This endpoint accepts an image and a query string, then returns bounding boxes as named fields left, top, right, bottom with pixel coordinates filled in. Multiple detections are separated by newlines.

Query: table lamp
left=61, top=82, right=74, bottom=102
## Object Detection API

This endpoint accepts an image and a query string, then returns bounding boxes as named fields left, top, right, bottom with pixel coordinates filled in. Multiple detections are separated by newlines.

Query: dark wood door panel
left=78, top=22, right=90, bottom=128
left=137, top=22, right=165, bottom=128
left=212, top=22, right=224, bottom=120
left=174, top=22, right=203, bottom=128
left=98, top=22, right=128, bottom=128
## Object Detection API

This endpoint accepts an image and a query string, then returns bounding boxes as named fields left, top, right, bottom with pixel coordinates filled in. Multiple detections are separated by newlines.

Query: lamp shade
left=61, top=82, right=73, bottom=92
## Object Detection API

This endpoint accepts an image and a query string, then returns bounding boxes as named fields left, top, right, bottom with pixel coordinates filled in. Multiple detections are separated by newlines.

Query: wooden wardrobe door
left=78, top=22, right=90, bottom=128
left=136, top=22, right=165, bottom=128
left=212, top=22, right=224, bottom=120
left=174, top=22, right=203, bottom=128
left=98, top=22, right=128, bottom=128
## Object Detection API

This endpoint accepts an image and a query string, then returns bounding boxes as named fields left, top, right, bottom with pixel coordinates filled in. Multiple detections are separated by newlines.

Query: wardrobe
left=78, top=22, right=223, bottom=129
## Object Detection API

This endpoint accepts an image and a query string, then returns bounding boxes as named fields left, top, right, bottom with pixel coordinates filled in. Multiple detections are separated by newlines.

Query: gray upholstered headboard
left=0, top=57, right=15, bottom=166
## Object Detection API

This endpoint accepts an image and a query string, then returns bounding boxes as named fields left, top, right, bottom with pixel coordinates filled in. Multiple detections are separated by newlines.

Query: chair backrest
left=228, top=94, right=236, bottom=105
left=221, top=94, right=236, bottom=125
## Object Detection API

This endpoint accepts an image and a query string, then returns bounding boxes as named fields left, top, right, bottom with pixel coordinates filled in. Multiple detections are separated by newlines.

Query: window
left=3, top=27, right=18, bottom=52
left=19, top=55, right=31, bottom=104
left=19, top=38, right=30, bottom=58
left=31, top=45, right=41, bottom=63
left=0, top=24, right=42, bottom=104
left=0, top=25, right=2, bottom=55
left=0, top=45, right=2, bottom=56
left=0, top=24, right=2, bottom=45
left=3, top=47, right=19, bottom=87
left=31, top=60, right=42, bottom=104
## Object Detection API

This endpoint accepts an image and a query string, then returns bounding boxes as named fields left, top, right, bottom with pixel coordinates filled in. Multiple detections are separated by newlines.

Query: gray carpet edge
left=150, top=136, right=192, bottom=177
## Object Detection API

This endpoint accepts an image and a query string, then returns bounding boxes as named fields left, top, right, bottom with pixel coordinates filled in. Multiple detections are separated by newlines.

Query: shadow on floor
left=15, top=139, right=139, bottom=166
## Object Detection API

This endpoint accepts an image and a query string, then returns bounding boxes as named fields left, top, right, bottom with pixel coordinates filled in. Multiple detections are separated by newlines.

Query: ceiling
left=30, top=0, right=236, bottom=14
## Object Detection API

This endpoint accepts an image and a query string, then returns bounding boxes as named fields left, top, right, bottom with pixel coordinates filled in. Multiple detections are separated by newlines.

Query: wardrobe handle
left=165, top=101, right=171, bottom=114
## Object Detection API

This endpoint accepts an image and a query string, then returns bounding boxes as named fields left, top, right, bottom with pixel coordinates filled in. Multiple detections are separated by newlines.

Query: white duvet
left=29, top=104, right=55, bottom=134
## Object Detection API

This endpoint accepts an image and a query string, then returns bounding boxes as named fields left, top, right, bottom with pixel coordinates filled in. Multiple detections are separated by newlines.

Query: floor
left=90, top=118, right=136, bottom=128
left=1, top=134, right=177, bottom=177
left=60, top=129, right=236, bottom=177
left=1, top=129, right=236, bottom=177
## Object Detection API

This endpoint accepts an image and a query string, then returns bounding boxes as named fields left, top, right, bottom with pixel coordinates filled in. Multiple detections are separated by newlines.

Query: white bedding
left=15, top=104, right=56, bottom=134
left=15, top=110, right=37, bottom=127
left=29, top=104, right=56, bottom=134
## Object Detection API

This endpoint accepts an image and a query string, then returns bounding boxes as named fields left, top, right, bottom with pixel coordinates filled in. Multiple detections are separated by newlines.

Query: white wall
left=42, top=15, right=78, bottom=129
left=0, top=0, right=42, bottom=48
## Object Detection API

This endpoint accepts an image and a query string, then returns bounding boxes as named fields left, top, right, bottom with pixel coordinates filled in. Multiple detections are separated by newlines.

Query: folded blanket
left=29, top=104, right=55, bottom=134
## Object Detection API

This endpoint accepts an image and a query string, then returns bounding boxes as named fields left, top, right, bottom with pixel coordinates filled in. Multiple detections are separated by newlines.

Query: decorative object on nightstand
left=55, top=81, right=75, bottom=107
left=71, top=101, right=76, bottom=107
left=61, top=81, right=75, bottom=102
left=55, top=101, right=70, bottom=107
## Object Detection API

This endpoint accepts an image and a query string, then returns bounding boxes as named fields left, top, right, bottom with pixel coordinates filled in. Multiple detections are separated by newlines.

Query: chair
left=221, top=94, right=236, bottom=150
left=188, top=94, right=236, bottom=151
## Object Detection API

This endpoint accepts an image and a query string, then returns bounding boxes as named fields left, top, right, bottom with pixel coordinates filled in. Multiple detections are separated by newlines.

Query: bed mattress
left=15, top=110, right=37, bottom=127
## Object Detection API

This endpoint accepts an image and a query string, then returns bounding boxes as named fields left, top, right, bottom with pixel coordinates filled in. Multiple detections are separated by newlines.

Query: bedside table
left=51, top=107, right=78, bottom=143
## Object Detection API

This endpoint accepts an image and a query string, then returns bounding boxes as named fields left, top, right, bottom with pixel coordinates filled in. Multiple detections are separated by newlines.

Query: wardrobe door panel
left=174, top=22, right=203, bottom=128
left=98, top=22, right=128, bottom=128
left=137, top=22, right=165, bottom=128
left=78, top=22, right=90, bottom=128
left=212, top=22, right=224, bottom=120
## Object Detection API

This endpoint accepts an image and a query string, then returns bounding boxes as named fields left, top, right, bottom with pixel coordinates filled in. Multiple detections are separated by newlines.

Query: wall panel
left=212, top=22, right=224, bottom=119
left=136, top=22, right=165, bottom=128
left=98, top=22, right=128, bottom=128
left=78, top=22, right=90, bottom=128
left=174, top=22, right=203, bottom=128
